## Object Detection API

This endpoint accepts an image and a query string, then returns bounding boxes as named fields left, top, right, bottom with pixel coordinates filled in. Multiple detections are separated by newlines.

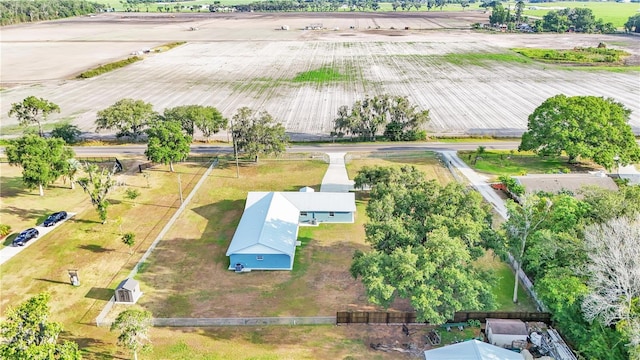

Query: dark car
left=12, top=228, right=39, bottom=246
left=43, top=211, right=67, bottom=227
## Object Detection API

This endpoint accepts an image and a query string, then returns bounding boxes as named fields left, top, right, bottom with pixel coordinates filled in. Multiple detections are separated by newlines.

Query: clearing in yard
left=458, top=149, right=603, bottom=177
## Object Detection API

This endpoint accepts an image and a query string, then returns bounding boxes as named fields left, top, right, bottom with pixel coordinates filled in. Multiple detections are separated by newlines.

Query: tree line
left=0, top=0, right=104, bottom=26
left=484, top=1, right=616, bottom=33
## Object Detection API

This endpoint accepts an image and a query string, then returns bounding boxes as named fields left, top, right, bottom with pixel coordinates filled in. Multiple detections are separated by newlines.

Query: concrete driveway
left=0, top=213, right=75, bottom=266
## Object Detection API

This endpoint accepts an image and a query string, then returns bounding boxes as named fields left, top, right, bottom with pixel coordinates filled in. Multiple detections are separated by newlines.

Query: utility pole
left=231, top=119, right=239, bottom=178
left=177, top=174, right=183, bottom=204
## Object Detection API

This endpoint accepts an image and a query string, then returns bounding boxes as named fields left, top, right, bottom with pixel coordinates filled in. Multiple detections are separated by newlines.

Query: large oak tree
left=351, top=166, right=497, bottom=323
left=231, top=107, right=289, bottom=161
left=162, top=105, right=227, bottom=139
left=519, top=95, right=640, bottom=169
left=95, top=99, right=157, bottom=140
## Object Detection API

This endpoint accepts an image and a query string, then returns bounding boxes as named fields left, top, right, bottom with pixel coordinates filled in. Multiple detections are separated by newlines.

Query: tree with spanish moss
left=76, top=163, right=116, bottom=224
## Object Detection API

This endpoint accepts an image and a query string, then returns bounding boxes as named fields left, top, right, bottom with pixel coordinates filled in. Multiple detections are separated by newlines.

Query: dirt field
left=1, top=11, right=639, bottom=139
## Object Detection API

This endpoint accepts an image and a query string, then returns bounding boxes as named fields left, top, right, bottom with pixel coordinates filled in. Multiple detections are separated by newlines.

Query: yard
left=458, top=149, right=603, bottom=178
left=0, top=150, right=543, bottom=359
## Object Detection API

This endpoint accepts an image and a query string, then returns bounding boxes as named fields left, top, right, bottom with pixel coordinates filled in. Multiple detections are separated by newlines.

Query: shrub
left=77, top=57, right=142, bottom=79
left=499, top=175, right=525, bottom=196
left=51, top=123, right=82, bottom=144
left=125, top=188, right=141, bottom=201
left=0, top=224, right=11, bottom=238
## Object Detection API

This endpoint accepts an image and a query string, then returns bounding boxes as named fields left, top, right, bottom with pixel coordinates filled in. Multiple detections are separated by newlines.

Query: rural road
left=11, top=141, right=521, bottom=157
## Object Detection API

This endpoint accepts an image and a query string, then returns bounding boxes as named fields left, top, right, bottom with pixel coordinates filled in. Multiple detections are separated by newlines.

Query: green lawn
left=520, top=1, right=639, bottom=28
left=474, top=251, right=538, bottom=312
left=458, top=150, right=600, bottom=177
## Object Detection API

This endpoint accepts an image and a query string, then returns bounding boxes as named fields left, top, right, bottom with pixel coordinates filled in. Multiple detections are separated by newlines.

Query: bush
left=125, top=188, right=141, bottom=201
left=499, top=175, right=525, bottom=196
left=0, top=224, right=11, bottom=238
left=77, top=57, right=142, bottom=79
left=51, top=123, right=82, bottom=144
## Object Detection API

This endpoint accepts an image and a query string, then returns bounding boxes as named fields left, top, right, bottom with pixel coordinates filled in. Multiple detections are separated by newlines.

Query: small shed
left=299, top=186, right=315, bottom=192
left=424, top=339, right=524, bottom=359
left=115, top=278, right=142, bottom=304
left=486, top=318, right=528, bottom=348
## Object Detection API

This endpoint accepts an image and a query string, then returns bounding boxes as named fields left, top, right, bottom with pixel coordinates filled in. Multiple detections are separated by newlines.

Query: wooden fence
left=336, top=311, right=551, bottom=325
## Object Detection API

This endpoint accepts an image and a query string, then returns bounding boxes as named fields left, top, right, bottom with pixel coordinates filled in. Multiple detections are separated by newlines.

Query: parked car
left=12, top=228, right=39, bottom=246
left=43, top=211, right=67, bottom=227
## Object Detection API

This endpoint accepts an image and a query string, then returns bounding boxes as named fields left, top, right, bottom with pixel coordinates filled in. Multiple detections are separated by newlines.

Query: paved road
left=8, top=141, right=519, bottom=157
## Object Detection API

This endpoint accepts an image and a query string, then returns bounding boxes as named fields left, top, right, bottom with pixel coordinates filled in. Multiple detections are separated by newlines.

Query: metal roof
left=486, top=318, right=528, bottom=336
left=226, top=192, right=300, bottom=256
left=424, top=340, right=524, bottom=360
left=247, top=192, right=356, bottom=212
left=117, top=278, right=139, bottom=291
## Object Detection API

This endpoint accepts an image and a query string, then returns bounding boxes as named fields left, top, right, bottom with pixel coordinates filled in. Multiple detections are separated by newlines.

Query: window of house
left=329, top=212, right=335, bottom=217
left=256, top=255, right=263, bottom=261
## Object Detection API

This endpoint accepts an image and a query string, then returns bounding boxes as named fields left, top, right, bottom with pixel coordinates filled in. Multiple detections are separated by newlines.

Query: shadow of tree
left=78, top=244, right=114, bottom=253
left=2, top=233, right=17, bottom=246
left=0, top=205, right=50, bottom=223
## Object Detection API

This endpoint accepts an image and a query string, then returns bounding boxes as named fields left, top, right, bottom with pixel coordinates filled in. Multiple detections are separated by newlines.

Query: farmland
left=1, top=11, right=639, bottom=141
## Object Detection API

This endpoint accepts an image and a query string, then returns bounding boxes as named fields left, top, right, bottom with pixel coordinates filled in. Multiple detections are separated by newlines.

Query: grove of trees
left=485, top=3, right=615, bottom=33
left=494, top=186, right=640, bottom=359
left=350, top=165, right=497, bottom=323
left=231, top=107, right=289, bottom=161
left=519, top=95, right=640, bottom=170
left=0, top=0, right=103, bottom=26
left=331, top=94, right=430, bottom=141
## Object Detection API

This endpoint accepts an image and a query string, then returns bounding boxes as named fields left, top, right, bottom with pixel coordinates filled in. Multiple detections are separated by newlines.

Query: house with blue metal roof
left=226, top=190, right=356, bottom=271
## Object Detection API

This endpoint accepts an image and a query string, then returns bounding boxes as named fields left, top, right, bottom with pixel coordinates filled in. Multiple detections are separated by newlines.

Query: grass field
left=474, top=251, right=537, bottom=312
left=520, top=1, right=639, bottom=28
left=458, top=150, right=601, bottom=177
left=345, top=151, right=453, bottom=184
left=0, top=160, right=211, bottom=359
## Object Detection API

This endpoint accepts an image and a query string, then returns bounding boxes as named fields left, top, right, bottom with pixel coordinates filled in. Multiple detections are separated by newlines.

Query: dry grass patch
left=346, top=151, right=453, bottom=184
left=0, top=164, right=88, bottom=248
left=0, top=161, right=210, bottom=358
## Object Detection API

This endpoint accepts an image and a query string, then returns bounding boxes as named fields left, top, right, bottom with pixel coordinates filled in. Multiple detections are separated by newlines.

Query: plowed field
left=1, top=11, right=639, bottom=139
